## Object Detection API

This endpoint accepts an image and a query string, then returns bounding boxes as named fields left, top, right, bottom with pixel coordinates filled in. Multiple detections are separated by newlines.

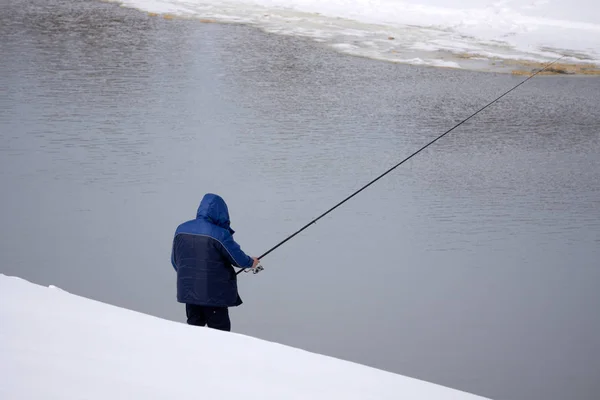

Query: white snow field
left=107, top=0, right=600, bottom=69
left=0, top=274, right=490, bottom=400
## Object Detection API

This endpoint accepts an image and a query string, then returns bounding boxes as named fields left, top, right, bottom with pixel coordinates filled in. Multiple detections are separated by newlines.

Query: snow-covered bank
left=106, top=0, right=600, bottom=72
left=0, top=274, right=488, bottom=400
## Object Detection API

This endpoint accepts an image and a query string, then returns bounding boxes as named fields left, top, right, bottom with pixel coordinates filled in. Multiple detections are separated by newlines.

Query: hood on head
left=196, top=193, right=235, bottom=234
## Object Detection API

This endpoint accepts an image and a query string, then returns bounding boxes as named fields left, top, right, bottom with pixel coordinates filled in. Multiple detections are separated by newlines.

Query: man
left=171, top=193, right=259, bottom=332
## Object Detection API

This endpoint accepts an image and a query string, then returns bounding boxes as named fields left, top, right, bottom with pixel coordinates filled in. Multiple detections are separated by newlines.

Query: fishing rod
left=239, top=56, right=564, bottom=275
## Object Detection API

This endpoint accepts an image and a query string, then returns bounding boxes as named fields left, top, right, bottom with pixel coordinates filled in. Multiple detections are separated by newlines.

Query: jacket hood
left=196, top=193, right=235, bottom=234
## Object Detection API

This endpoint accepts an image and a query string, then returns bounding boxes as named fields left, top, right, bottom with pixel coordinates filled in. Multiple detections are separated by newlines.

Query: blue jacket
left=171, top=194, right=254, bottom=307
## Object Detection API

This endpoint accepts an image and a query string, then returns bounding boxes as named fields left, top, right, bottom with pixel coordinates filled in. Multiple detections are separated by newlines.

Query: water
left=1, top=1, right=600, bottom=399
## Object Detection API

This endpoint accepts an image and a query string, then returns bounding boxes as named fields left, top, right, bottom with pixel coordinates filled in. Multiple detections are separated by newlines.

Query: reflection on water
left=1, top=1, right=599, bottom=400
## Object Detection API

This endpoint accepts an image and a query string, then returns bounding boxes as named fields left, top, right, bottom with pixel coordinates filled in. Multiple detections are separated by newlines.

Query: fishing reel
left=244, top=262, right=264, bottom=274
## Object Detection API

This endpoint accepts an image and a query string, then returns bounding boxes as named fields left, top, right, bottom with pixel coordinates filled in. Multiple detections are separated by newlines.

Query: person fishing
left=170, top=59, right=559, bottom=332
left=171, top=193, right=259, bottom=332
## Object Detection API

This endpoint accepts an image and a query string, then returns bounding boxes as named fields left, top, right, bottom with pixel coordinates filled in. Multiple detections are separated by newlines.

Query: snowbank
left=0, top=274, right=489, bottom=400
left=107, top=0, right=600, bottom=71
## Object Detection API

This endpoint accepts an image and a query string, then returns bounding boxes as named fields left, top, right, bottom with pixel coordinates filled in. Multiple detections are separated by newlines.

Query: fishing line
left=238, top=56, right=565, bottom=275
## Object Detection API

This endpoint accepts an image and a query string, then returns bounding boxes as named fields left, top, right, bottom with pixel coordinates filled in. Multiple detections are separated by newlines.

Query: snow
left=0, top=274, right=489, bottom=400
left=107, top=0, right=600, bottom=69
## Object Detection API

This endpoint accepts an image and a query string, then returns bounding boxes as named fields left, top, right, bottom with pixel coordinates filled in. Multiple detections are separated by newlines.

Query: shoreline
left=109, top=2, right=600, bottom=77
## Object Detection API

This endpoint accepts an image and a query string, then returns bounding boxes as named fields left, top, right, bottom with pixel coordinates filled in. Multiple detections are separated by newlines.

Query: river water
left=1, top=1, right=599, bottom=399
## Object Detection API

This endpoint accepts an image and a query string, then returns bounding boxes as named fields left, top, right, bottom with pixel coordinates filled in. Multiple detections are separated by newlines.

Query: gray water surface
left=1, top=1, right=600, bottom=400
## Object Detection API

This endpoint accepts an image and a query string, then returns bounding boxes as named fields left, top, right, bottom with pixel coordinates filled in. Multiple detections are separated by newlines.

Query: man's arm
left=171, top=235, right=178, bottom=272
left=220, top=233, right=258, bottom=269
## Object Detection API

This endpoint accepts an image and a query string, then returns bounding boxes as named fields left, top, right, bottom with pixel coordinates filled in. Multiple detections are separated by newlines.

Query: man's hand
left=244, top=257, right=264, bottom=274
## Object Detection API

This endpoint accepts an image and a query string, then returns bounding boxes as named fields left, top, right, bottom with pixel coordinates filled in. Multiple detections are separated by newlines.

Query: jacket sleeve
left=171, top=233, right=178, bottom=272
left=220, top=233, right=254, bottom=269
left=171, top=246, right=177, bottom=271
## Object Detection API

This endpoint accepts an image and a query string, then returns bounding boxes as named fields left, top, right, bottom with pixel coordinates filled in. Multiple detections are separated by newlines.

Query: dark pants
left=186, top=304, right=231, bottom=332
